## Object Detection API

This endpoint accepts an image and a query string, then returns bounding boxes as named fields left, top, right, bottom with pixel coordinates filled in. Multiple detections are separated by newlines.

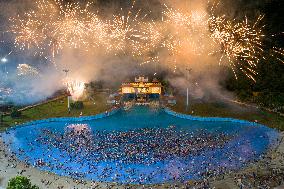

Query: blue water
left=1, top=106, right=279, bottom=184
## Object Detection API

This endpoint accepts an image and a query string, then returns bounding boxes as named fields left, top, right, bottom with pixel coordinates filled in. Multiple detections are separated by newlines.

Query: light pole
left=1, top=57, right=8, bottom=76
left=63, top=69, right=71, bottom=113
left=63, top=69, right=69, bottom=77
left=185, top=68, right=192, bottom=112
left=1, top=54, right=10, bottom=79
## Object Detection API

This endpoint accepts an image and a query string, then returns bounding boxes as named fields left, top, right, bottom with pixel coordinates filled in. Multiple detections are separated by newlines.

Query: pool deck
left=0, top=131, right=283, bottom=189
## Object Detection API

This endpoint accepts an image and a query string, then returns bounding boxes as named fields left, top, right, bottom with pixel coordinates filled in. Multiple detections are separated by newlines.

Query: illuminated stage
left=121, top=76, right=162, bottom=103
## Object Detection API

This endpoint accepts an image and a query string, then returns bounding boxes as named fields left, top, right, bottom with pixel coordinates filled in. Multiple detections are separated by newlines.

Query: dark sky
left=0, top=0, right=283, bottom=61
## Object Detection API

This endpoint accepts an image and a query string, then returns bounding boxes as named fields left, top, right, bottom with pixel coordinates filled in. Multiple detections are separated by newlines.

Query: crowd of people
left=37, top=126, right=231, bottom=165
left=2, top=124, right=259, bottom=184
left=1, top=123, right=282, bottom=187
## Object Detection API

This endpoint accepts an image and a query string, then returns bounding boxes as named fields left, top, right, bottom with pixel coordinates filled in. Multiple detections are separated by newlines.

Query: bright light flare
left=63, top=78, right=85, bottom=100
left=17, top=64, right=40, bottom=76
left=1, top=57, right=8, bottom=63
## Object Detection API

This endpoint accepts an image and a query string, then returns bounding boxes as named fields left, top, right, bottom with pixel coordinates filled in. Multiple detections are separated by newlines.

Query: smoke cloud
left=0, top=0, right=243, bottom=105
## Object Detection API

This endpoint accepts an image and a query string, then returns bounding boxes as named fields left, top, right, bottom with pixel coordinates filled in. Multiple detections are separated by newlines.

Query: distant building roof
left=152, top=78, right=159, bottom=82
left=151, top=83, right=162, bottom=87
left=121, top=83, right=133, bottom=87
left=135, top=76, right=148, bottom=82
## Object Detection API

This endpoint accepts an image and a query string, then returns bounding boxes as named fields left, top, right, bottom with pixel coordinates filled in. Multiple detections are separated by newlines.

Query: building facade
left=121, top=76, right=162, bottom=102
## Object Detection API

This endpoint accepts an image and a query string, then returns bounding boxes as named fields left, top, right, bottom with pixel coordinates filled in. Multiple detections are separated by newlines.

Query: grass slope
left=1, top=93, right=283, bottom=132
left=0, top=93, right=110, bottom=132
left=171, top=97, right=284, bottom=131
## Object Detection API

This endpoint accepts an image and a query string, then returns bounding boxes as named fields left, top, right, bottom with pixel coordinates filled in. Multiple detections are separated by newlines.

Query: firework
left=130, top=20, right=164, bottom=61
left=86, top=14, right=109, bottom=49
left=63, top=78, right=85, bottom=100
left=163, top=5, right=192, bottom=30
left=208, top=15, right=265, bottom=81
left=51, top=1, right=106, bottom=50
left=10, top=16, right=46, bottom=53
left=10, top=0, right=107, bottom=64
left=272, top=47, right=284, bottom=64
left=162, top=5, right=212, bottom=58
left=105, top=0, right=147, bottom=55
left=161, top=3, right=269, bottom=80
left=140, top=56, right=160, bottom=66
left=106, top=14, right=133, bottom=53
left=17, top=64, right=40, bottom=76
left=143, top=21, right=164, bottom=49
left=9, top=0, right=281, bottom=82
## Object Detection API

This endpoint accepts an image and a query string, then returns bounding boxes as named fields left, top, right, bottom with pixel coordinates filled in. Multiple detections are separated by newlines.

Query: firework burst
left=17, top=64, right=40, bottom=76
left=105, top=0, right=148, bottom=55
left=10, top=16, right=46, bottom=53
left=10, top=0, right=107, bottom=64
left=208, top=15, right=265, bottom=81
left=9, top=0, right=282, bottom=82
left=63, top=78, right=85, bottom=100
left=272, top=47, right=284, bottom=64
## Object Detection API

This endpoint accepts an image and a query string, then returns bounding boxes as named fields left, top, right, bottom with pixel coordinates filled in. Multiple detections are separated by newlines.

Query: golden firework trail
left=208, top=15, right=265, bottom=81
left=105, top=0, right=148, bottom=56
left=10, top=0, right=108, bottom=62
left=9, top=0, right=283, bottom=82
left=272, top=47, right=284, bottom=64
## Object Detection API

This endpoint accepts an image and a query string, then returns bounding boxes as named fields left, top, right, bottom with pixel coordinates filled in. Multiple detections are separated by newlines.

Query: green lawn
left=1, top=93, right=283, bottom=132
left=170, top=97, right=284, bottom=131
left=0, top=93, right=110, bottom=132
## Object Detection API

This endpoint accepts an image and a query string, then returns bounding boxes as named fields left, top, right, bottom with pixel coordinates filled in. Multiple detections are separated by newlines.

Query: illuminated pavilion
left=121, top=76, right=162, bottom=102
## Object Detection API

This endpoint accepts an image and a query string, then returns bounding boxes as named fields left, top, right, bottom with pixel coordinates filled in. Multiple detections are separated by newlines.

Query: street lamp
left=63, top=69, right=69, bottom=77
left=63, top=69, right=71, bottom=113
left=185, top=68, right=192, bottom=111
left=0, top=57, right=8, bottom=79
left=1, top=57, right=7, bottom=63
left=1, top=51, right=12, bottom=63
left=1, top=51, right=12, bottom=78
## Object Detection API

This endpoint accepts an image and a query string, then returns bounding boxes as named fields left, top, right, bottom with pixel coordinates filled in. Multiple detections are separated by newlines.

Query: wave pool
left=1, top=106, right=279, bottom=184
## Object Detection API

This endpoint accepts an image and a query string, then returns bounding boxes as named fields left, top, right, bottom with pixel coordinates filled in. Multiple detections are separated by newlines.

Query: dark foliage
left=70, top=101, right=84, bottom=109
left=10, top=108, right=22, bottom=118
left=222, top=0, right=284, bottom=110
left=7, top=176, right=39, bottom=189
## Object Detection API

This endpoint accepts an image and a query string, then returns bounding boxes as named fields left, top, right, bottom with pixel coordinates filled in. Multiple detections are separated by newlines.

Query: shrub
left=237, top=90, right=252, bottom=101
left=7, top=176, right=39, bottom=189
left=0, top=113, right=3, bottom=123
left=11, top=108, right=22, bottom=118
left=70, top=101, right=84, bottom=109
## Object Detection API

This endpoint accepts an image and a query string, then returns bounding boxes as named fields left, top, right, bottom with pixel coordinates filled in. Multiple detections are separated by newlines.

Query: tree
left=0, top=112, right=3, bottom=123
left=70, top=101, right=84, bottom=109
left=10, top=108, right=22, bottom=118
left=7, top=176, right=39, bottom=189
